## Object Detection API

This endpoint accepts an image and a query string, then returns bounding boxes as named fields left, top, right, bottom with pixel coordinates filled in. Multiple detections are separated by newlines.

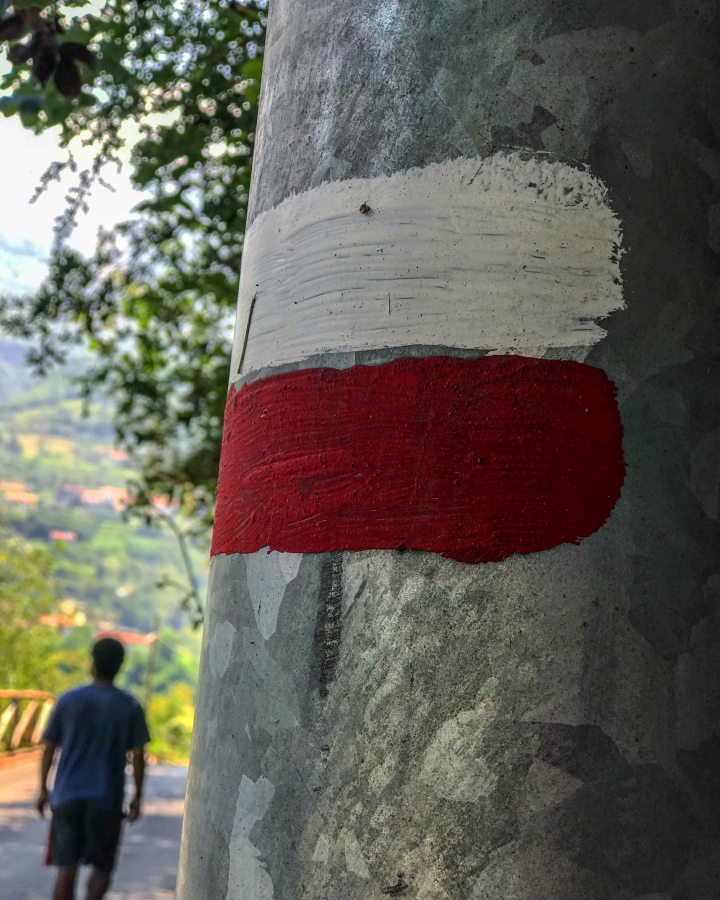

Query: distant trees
left=0, top=534, right=83, bottom=691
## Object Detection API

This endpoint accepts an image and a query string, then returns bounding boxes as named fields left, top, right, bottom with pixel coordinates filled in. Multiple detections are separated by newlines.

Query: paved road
left=0, top=754, right=187, bottom=900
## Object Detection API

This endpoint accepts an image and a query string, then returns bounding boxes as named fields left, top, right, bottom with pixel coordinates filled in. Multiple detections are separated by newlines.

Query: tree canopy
left=0, top=0, right=267, bottom=528
left=0, top=530, right=83, bottom=691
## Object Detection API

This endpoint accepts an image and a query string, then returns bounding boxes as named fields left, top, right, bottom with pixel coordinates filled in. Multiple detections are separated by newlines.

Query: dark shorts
left=50, top=800, right=123, bottom=873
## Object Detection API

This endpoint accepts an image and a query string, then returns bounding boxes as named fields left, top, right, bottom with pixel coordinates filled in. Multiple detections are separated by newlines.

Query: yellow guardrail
left=0, top=690, right=56, bottom=755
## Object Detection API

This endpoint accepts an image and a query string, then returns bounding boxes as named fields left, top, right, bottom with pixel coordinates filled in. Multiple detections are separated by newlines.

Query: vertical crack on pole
left=236, top=292, right=257, bottom=376
left=315, top=552, right=343, bottom=698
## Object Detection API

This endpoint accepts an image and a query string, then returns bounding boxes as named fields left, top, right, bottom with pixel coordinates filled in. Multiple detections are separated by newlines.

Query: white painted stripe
left=231, top=153, right=623, bottom=381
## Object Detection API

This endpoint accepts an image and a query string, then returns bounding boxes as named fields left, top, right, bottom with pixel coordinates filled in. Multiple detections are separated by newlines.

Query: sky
left=0, top=114, right=142, bottom=294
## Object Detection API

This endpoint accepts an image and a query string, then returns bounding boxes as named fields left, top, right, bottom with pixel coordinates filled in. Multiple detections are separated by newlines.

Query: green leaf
left=243, top=80, right=260, bottom=104
left=241, top=58, right=263, bottom=80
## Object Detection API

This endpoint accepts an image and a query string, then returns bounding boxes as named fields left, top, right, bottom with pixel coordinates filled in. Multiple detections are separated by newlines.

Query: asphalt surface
left=0, top=754, right=187, bottom=900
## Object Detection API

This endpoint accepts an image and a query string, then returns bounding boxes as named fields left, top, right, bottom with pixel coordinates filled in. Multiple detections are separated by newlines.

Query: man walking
left=36, top=637, right=150, bottom=900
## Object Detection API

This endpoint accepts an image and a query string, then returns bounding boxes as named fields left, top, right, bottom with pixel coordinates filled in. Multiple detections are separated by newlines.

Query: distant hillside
left=0, top=336, right=205, bottom=701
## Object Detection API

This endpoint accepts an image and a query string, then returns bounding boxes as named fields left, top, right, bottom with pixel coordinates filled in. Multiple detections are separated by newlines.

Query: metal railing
left=0, top=690, right=55, bottom=755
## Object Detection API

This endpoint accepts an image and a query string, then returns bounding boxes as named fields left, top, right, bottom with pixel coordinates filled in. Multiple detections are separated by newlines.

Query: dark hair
left=92, top=638, right=125, bottom=680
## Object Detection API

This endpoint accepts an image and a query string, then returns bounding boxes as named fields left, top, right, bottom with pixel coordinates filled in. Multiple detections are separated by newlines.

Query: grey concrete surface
left=179, top=1, right=720, bottom=898
left=0, top=755, right=186, bottom=900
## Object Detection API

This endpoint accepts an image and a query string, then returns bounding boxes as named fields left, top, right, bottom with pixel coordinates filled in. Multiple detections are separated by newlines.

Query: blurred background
left=0, top=334, right=203, bottom=900
left=0, top=0, right=268, bottom=895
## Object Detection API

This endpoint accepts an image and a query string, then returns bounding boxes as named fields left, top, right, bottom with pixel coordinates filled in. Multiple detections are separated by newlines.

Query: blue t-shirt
left=44, top=683, right=150, bottom=812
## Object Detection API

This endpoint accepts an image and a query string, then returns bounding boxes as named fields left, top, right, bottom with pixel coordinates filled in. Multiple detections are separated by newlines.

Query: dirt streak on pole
left=178, top=2, right=720, bottom=897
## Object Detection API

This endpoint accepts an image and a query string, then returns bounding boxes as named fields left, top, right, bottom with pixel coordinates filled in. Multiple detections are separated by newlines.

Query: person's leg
left=52, top=864, right=77, bottom=900
left=84, top=868, right=111, bottom=900
left=83, top=802, right=122, bottom=900
left=50, top=801, right=83, bottom=900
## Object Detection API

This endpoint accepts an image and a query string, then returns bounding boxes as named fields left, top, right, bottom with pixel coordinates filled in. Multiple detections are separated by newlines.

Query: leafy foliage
left=0, top=4, right=96, bottom=100
left=146, top=681, right=194, bottom=762
left=0, top=533, right=85, bottom=691
left=0, top=0, right=267, bottom=524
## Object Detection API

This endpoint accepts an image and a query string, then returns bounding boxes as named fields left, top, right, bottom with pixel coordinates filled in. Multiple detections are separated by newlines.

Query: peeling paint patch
left=240, top=627, right=301, bottom=734
left=343, top=830, right=370, bottom=879
left=254, top=695, right=300, bottom=735
left=523, top=758, right=583, bottom=813
left=226, top=775, right=276, bottom=900
left=419, top=693, right=500, bottom=802
left=210, top=619, right=237, bottom=679
left=312, top=833, right=330, bottom=863
left=206, top=715, right=218, bottom=750
left=369, top=750, right=399, bottom=796
left=245, top=549, right=303, bottom=640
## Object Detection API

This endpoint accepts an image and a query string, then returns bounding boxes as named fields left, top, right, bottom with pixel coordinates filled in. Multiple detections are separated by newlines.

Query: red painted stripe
left=212, top=356, right=625, bottom=563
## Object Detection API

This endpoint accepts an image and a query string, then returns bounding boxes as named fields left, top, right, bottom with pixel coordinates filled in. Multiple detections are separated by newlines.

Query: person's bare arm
left=36, top=741, right=57, bottom=817
left=127, top=746, right=145, bottom=822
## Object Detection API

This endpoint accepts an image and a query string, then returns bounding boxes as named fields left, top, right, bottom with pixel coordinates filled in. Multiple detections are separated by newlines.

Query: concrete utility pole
left=178, top=1, right=720, bottom=897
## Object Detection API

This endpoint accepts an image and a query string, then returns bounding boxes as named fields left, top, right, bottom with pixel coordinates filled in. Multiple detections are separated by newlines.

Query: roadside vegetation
left=0, top=535, right=85, bottom=693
